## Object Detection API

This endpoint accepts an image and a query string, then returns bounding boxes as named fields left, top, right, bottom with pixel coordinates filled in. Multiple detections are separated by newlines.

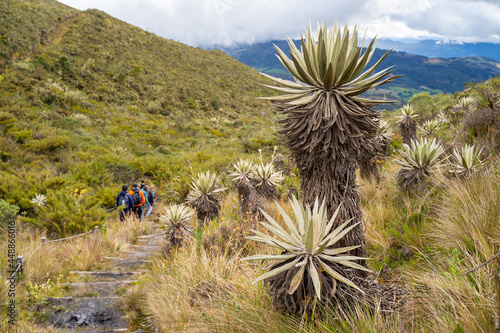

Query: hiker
left=129, top=183, right=145, bottom=220
left=116, top=185, right=134, bottom=222
left=140, top=179, right=146, bottom=189
left=144, top=185, right=154, bottom=217
left=141, top=185, right=151, bottom=216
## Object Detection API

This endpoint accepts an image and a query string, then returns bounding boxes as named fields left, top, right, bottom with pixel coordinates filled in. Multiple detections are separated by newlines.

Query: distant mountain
left=221, top=40, right=500, bottom=109
left=377, top=39, right=500, bottom=62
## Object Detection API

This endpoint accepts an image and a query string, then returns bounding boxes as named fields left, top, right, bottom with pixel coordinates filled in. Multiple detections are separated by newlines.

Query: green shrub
left=28, top=135, right=70, bottom=153
left=0, top=199, right=19, bottom=227
left=0, top=112, right=16, bottom=132
left=10, top=129, right=33, bottom=143
left=52, top=117, right=81, bottom=129
left=146, top=100, right=162, bottom=114
left=19, top=188, right=107, bottom=237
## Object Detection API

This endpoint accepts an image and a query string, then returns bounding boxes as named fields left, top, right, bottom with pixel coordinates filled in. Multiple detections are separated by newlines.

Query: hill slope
left=0, top=0, right=277, bottom=232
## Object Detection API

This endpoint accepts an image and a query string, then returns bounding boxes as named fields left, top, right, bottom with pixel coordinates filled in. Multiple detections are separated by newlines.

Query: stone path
left=43, top=221, right=166, bottom=332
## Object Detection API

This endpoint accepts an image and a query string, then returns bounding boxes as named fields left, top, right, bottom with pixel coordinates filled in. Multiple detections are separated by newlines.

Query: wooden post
left=17, top=255, right=23, bottom=273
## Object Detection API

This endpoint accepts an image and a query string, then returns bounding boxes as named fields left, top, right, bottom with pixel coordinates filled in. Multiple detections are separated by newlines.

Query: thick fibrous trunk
left=359, top=154, right=380, bottom=183
left=400, top=121, right=417, bottom=145
left=188, top=194, right=221, bottom=228
left=255, top=180, right=278, bottom=201
left=236, top=180, right=263, bottom=219
left=358, top=136, right=391, bottom=183
left=300, top=154, right=366, bottom=260
left=273, top=95, right=379, bottom=264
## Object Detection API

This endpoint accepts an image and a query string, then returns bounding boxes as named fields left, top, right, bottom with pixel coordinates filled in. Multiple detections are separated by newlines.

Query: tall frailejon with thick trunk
left=261, top=22, right=400, bottom=260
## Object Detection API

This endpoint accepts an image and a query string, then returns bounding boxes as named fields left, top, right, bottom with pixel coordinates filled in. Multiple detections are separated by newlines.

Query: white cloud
left=57, top=0, right=500, bottom=46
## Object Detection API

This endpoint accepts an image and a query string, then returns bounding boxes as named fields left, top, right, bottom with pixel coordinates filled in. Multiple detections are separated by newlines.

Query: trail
left=40, top=219, right=165, bottom=332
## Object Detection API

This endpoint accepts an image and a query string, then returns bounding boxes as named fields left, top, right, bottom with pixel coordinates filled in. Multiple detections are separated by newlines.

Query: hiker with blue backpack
left=129, top=183, right=145, bottom=220
left=116, top=185, right=134, bottom=222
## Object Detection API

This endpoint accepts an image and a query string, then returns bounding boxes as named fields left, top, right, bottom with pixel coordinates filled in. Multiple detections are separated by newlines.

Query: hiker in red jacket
left=128, top=183, right=145, bottom=220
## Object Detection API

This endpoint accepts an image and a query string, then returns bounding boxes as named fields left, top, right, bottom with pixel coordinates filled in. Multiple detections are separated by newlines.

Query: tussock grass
left=143, top=244, right=298, bottom=332
left=433, top=171, right=500, bottom=256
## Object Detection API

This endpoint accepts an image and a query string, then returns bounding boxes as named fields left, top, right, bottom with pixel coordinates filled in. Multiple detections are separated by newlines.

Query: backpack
left=132, top=189, right=142, bottom=206
left=142, top=189, right=149, bottom=206
left=118, top=193, right=129, bottom=208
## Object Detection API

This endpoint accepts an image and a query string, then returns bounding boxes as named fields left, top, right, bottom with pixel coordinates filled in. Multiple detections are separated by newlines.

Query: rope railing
left=45, top=226, right=98, bottom=243
left=6, top=226, right=101, bottom=283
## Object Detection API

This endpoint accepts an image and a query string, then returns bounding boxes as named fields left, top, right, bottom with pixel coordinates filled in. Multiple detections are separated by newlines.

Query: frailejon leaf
left=309, top=257, right=322, bottom=300
left=241, top=253, right=297, bottom=262
left=322, top=245, right=361, bottom=256
left=318, top=259, right=364, bottom=294
left=252, top=257, right=301, bottom=284
left=287, top=261, right=306, bottom=294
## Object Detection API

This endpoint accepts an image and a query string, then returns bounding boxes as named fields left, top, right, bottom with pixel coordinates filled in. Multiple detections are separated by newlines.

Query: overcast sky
left=57, top=0, right=500, bottom=47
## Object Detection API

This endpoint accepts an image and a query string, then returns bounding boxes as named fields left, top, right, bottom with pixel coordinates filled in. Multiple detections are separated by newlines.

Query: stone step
left=131, top=245, right=163, bottom=252
left=70, top=271, right=146, bottom=281
left=77, top=329, right=128, bottom=333
left=137, top=234, right=163, bottom=239
left=62, top=280, right=137, bottom=296
left=137, top=240, right=165, bottom=248
left=120, top=250, right=159, bottom=260
left=104, top=257, right=151, bottom=268
left=45, top=297, right=128, bottom=331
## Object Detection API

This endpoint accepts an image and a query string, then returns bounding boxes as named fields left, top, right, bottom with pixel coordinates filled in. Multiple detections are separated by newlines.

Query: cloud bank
left=58, top=0, right=500, bottom=47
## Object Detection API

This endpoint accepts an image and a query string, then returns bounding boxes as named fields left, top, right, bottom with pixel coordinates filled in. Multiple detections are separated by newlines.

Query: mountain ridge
left=221, top=39, right=500, bottom=109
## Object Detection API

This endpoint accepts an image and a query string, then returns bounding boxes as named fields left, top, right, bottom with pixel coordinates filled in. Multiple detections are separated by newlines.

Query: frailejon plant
left=186, top=171, right=226, bottom=227
left=456, top=96, right=476, bottom=111
left=228, top=159, right=257, bottom=183
left=397, top=104, right=420, bottom=145
left=395, top=137, right=446, bottom=189
left=254, top=162, right=283, bottom=200
left=436, top=111, right=448, bottom=125
left=242, top=197, right=370, bottom=314
left=420, top=119, right=440, bottom=136
left=229, top=159, right=263, bottom=219
left=449, top=144, right=485, bottom=178
left=260, top=22, right=399, bottom=261
left=30, top=193, right=47, bottom=206
left=160, top=204, right=194, bottom=248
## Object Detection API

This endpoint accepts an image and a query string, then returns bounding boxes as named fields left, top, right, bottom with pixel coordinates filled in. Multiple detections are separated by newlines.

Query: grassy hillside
left=0, top=0, right=278, bottom=235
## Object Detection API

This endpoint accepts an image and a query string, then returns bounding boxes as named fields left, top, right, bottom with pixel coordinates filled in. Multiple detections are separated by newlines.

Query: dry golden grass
left=433, top=171, right=500, bottom=256
left=142, top=243, right=300, bottom=332
left=0, top=213, right=154, bottom=332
